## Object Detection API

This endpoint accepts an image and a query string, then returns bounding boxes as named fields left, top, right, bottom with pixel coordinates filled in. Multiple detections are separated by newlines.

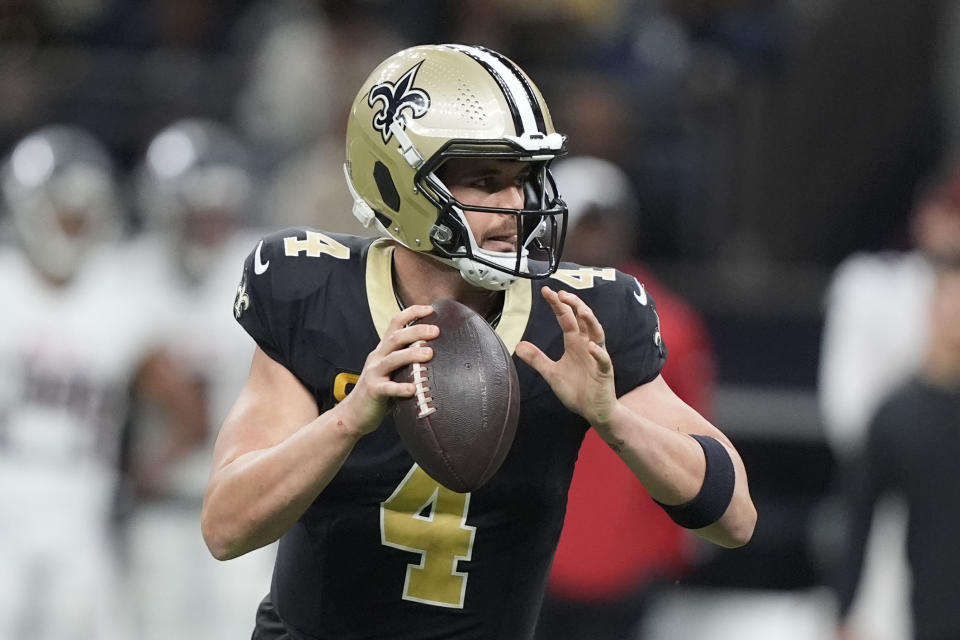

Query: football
left=391, top=299, right=520, bottom=493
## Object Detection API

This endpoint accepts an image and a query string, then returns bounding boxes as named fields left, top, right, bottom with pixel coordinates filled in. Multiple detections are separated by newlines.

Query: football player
left=202, top=44, right=757, bottom=639
left=125, top=118, right=277, bottom=640
left=0, top=125, right=205, bottom=640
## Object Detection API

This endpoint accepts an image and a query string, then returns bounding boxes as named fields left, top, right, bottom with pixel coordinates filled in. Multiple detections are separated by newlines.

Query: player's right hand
left=337, top=304, right=437, bottom=437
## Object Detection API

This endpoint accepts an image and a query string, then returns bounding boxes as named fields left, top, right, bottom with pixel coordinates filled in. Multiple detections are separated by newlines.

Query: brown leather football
left=391, top=298, right=520, bottom=493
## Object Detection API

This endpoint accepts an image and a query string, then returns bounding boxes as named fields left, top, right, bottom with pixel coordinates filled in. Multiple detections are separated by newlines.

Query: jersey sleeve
left=604, top=271, right=668, bottom=395
left=231, top=229, right=310, bottom=368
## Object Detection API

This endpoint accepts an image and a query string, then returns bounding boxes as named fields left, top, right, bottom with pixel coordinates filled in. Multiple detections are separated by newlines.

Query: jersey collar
left=365, top=239, right=531, bottom=354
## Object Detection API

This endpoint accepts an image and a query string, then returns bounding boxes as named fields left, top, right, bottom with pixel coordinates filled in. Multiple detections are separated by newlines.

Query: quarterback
left=202, top=44, right=756, bottom=639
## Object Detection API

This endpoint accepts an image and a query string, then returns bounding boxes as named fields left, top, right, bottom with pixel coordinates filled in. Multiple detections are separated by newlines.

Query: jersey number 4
left=283, top=230, right=351, bottom=259
left=549, top=267, right=616, bottom=289
left=380, top=465, right=476, bottom=608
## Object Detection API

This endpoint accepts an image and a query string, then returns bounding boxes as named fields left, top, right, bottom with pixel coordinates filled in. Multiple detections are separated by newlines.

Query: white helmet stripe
left=478, top=46, right=547, bottom=133
left=446, top=44, right=541, bottom=136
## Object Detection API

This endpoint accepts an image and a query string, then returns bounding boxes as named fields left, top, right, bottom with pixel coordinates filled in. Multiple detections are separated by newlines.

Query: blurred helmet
left=551, top=156, right=640, bottom=228
left=551, top=156, right=641, bottom=266
left=1, top=125, right=122, bottom=281
left=344, top=44, right=568, bottom=290
left=137, top=118, right=255, bottom=281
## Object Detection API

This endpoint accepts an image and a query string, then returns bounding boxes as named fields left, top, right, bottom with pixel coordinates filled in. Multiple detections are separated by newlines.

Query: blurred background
left=2, top=0, right=959, bottom=639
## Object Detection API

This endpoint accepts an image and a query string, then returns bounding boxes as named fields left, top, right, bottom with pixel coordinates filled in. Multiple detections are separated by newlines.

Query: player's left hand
left=516, top=286, right=619, bottom=427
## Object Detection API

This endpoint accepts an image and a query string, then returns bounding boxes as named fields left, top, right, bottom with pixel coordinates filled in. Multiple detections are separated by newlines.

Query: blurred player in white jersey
left=126, top=117, right=276, bottom=640
left=0, top=125, right=205, bottom=640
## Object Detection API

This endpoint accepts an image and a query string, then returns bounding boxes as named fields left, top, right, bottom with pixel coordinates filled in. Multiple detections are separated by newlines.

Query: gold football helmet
left=344, top=44, right=568, bottom=290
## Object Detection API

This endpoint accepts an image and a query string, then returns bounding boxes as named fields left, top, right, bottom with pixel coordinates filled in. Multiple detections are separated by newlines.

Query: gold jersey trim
left=365, top=239, right=531, bottom=354
left=366, top=239, right=402, bottom=338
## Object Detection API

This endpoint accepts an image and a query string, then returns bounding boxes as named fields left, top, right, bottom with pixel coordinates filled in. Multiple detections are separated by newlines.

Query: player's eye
left=469, top=176, right=496, bottom=190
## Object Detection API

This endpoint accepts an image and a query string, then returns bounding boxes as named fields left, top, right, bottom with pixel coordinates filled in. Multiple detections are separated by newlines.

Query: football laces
left=410, top=340, right=437, bottom=418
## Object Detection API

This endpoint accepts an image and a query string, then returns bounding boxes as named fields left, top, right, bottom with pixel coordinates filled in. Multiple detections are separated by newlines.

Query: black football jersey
left=233, top=229, right=666, bottom=640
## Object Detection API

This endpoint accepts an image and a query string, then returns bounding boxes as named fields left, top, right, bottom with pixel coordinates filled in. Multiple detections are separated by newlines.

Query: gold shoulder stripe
left=366, top=239, right=401, bottom=339
left=365, top=237, right=532, bottom=353
left=496, top=278, right=531, bottom=355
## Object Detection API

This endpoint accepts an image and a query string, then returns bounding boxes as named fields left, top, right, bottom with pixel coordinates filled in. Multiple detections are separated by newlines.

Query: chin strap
left=343, top=163, right=378, bottom=229
left=389, top=121, right=424, bottom=169
left=451, top=255, right=518, bottom=290
left=441, top=201, right=529, bottom=290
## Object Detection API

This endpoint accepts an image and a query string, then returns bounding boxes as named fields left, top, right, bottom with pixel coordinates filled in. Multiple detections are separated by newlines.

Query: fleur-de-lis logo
left=652, top=305, right=664, bottom=358
left=234, top=272, right=250, bottom=320
left=368, top=61, right=430, bottom=144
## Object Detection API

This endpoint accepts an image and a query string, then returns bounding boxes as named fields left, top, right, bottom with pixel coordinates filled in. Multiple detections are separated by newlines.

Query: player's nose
left=491, top=183, right=524, bottom=210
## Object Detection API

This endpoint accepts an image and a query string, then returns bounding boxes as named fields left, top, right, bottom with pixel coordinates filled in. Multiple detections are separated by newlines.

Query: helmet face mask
left=416, top=145, right=566, bottom=279
left=344, top=44, right=568, bottom=290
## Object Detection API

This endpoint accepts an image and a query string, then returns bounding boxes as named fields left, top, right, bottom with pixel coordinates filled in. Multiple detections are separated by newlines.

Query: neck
left=922, top=348, right=960, bottom=389
left=392, top=243, right=503, bottom=318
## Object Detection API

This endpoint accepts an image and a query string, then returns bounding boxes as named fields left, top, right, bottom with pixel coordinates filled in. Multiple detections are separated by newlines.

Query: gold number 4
left=549, top=267, right=616, bottom=289
left=380, top=465, right=476, bottom=608
left=283, top=230, right=351, bottom=259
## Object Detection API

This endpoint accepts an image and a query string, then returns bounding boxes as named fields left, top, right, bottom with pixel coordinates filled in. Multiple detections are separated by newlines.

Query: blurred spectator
left=833, top=261, right=960, bottom=640
left=535, top=156, right=715, bottom=640
left=233, top=0, right=400, bottom=234
left=124, top=117, right=276, bottom=640
left=0, top=124, right=205, bottom=640
left=232, top=0, right=336, bottom=165
left=820, top=169, right=960, bottom=457
left=818, top=166, right=960, bottom=640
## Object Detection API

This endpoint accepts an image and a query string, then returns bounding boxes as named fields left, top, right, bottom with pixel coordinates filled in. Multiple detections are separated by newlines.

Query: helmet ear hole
left=374, top=210, right=393, bottom=230
left=374, top=161, right=400, bottom=212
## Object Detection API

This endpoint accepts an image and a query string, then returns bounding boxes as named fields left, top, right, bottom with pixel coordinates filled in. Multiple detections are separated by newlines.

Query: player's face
left=914, top=200, right=960, bottom=258
left=55, top=206, right=90, bottom=238
left=439, top=158, right=529, bottom=253
left=933, top=269, right=960, bottom=352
